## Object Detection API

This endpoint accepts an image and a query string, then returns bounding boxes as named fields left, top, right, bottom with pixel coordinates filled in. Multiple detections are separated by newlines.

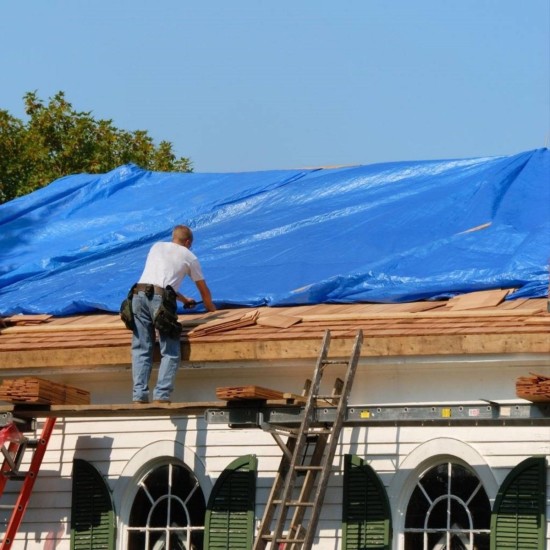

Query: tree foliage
left=0, top=91, right=192, bottom=203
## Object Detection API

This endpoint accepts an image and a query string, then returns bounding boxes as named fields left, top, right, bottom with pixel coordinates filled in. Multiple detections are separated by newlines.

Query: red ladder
left=0, top=417, right=56, bottom=549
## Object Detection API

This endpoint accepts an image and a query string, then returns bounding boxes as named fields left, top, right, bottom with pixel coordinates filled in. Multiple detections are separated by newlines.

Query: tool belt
left=153, top=285, right=183, bottom=339
left=121, top=283, right=182, bottom=338
left=120, top=283, right=137, bottom=331
left=133, top=283, right=164, bottom=298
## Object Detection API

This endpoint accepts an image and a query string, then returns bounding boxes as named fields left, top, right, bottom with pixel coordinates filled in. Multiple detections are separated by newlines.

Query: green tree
left=0, top=91, right=192, bottom=203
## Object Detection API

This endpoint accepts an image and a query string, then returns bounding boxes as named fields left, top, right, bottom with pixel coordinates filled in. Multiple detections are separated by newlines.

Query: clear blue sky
left=1, top=1, right=548, bottom=172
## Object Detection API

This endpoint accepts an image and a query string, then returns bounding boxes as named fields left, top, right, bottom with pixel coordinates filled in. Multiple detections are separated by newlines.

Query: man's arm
left=194, top=279, right=216, bottom=312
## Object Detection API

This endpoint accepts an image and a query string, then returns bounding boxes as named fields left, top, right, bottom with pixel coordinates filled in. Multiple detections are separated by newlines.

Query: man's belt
left=133, top=283, right=165, bottom=296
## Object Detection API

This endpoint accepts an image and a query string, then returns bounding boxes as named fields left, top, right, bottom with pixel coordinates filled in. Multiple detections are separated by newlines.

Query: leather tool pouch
left=154, top=285, right=183, bottom=338
left=120, top=283, right=137, bottom=331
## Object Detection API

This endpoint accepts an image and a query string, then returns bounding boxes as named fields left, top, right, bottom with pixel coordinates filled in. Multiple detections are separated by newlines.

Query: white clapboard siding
left=3, top=350, right=550, bottom=549
left=4, top=417, right=549, bottom=549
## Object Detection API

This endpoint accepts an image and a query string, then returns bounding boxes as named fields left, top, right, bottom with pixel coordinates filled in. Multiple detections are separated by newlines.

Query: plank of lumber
left=0, top=377, right=90, bottom=405
left=282, top=392, right=308, bottom=404
left=0, top=401, right=226, bottom=418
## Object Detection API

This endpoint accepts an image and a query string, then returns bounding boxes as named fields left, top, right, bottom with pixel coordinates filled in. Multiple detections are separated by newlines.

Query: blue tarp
left=0, top=148, right=548, bottom=316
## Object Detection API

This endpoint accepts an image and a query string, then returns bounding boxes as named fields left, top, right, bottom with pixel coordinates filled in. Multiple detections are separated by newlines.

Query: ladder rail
left=254, top=329, right=363, bottom=550
left=0, top=422, right=29, bottom=500
left=267, top=330, right=332, bottom=547
left=0, top=442, right=20, bottom=499
left=288, top=380, right=344, bottom=550
left=0, top=417, right=56, bottom=550
left=300, top=329, right=363, bottom=548
left=255, top=435, right=297, bottom=546
left=284, top=433, right=329, bottom=547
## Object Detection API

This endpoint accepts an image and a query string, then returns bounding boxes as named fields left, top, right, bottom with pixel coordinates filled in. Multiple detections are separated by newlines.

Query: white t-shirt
left=138, top=241, right=205, bottom=290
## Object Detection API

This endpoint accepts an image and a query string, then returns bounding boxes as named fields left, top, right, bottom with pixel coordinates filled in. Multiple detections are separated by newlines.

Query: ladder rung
left=0, top=504, right=14, bottom=510
left=304, top=428, right=332, bottom=435
left=6, top=474, right=27, bottom=481
left=255, top=330, right=363, bottom=550
left=273, top=500, right=314, bottom=507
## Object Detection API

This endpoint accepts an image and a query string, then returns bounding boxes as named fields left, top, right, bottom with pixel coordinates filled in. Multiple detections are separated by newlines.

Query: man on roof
left=130, top=224, right=216, bottom=404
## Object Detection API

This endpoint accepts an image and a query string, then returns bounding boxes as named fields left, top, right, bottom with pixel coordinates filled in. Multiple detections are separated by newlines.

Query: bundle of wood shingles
left=516, top=373, right=550, bottom=402
left=188, top=309, right=303, bottom=336
left=189, top=288, right=535, bottom=340
left=216, top=385, right=287, bottom=400
left=216, top=385, right=307, bottom=404
left=0, top=377, right=90, bottom=405
left=189, top=310, right=261, bottom=336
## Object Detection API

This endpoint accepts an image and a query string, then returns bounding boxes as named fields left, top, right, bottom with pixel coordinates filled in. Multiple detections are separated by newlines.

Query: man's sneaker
left=153, top=399, right=171, bottom=404
left=134, top=399, right=149, bottom=404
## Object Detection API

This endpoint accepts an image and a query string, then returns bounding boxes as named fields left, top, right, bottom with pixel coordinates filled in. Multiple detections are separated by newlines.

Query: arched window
left=404, top=461, right=491, bottom=550
left=126, top=461, right=206, bottom=550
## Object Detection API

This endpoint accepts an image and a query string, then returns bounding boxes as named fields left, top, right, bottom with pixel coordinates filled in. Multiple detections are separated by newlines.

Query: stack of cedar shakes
left=516, top=373, right=550, bottom=402
left=189, top=310, right=260, bottom=336
left=216, top=385, right=287, bottom=401
left=0, top=377, right=90, bottom=405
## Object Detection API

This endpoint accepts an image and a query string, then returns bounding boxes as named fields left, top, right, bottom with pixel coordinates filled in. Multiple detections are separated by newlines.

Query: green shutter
left=342, top=454, right=392, bottom=550
left=70, top=459, right=115, bottom=550
left=490, top=456, right=547, bottom=550
left=205, top=454, right=257, bottom=550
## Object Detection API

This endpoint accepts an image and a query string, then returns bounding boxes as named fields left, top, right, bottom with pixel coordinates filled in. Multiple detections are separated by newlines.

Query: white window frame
left=126, top=460, right=204, bottom=549
left=403, top=461, right=491, bottom=549
left=114, top=439, right=212, bottom=550
left=388, top=437, right=499, bottom=550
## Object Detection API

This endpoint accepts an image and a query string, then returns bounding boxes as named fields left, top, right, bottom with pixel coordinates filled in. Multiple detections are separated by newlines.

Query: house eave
left=1, top=300, right=548, bottom=371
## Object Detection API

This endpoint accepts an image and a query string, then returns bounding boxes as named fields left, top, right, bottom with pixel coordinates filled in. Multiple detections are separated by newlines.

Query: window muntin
left=404, top=462, right=490, bottom=550
left=127, top=462, right=206, bottom=550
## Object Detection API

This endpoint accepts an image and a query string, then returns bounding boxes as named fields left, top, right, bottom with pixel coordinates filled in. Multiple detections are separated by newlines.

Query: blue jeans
left=131, top=291, right=181, bottom=402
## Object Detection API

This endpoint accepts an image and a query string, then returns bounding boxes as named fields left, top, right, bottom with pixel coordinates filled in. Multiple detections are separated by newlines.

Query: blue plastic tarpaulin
left=0, top=148, right=548, bottom=316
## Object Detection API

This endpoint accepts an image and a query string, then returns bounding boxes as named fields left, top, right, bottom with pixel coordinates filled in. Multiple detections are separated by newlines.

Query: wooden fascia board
left=0, top=332, right=548, bottom=370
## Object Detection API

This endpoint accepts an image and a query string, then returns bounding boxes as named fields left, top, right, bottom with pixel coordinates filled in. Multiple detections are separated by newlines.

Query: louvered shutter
left=342, top=454, right=392, bottom=550
left=204, top=454, right=257, bottom=550
left=70, top=459, right=115, bottom=550
left=490, top=456, right=547, bottom=550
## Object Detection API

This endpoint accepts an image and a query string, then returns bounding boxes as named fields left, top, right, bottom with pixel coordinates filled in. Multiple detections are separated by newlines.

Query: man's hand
left=176, top=293, right=196, bottom=308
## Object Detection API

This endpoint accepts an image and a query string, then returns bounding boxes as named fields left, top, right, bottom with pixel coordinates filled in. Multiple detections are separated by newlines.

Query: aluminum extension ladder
left=254, top=329, right=363, bottom=550
left=0, top=416, right=56, bottom=549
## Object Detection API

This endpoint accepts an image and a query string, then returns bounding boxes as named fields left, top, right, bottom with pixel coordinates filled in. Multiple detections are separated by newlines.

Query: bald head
left=172, top=225, right=194, bottom=247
